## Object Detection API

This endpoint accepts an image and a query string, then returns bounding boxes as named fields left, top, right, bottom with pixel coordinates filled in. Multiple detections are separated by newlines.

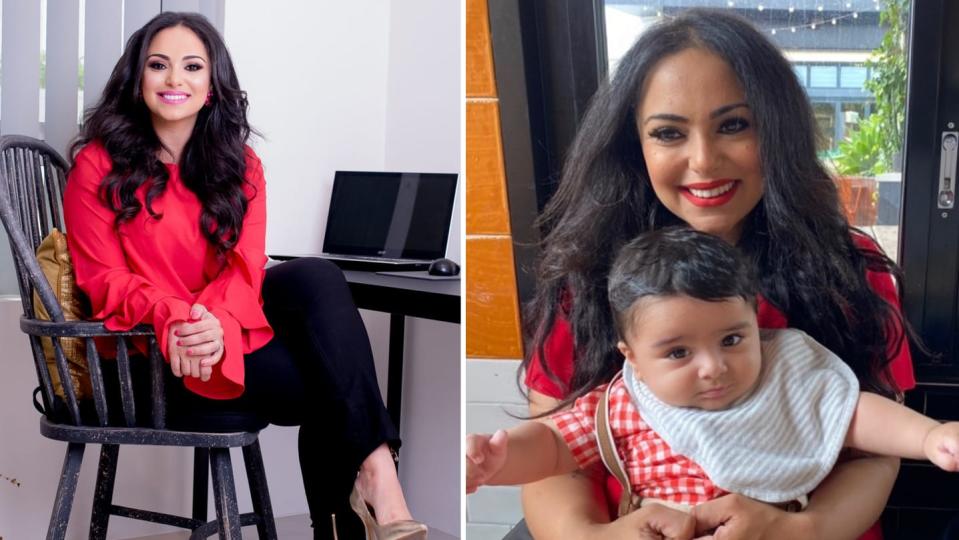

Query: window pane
left=603, top=0, right=909, bottom=261
left=809, top=65, right=838, bottom=87
left=841, top=65, right=869, bottom=88
left=813, top=102, right=837, bottom=151
left=793, top=64, right=807, bottom=86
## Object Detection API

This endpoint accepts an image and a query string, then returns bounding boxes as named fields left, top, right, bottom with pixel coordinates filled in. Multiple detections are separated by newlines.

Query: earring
left=205, top=91, right=213, bottom=106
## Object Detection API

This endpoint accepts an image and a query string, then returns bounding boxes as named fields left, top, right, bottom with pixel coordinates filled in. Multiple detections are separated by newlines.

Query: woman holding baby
left=499, top=9, right=917, bottom=540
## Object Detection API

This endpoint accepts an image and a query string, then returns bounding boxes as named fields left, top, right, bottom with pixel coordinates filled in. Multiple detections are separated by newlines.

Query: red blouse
left=64, top=141, right=273, bottom=400
left=524, top=234, right=916, bottom=540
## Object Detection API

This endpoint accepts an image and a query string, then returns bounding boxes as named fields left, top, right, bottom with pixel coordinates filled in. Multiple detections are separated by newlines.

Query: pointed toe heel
left=349, top=487, right=428, bottom=540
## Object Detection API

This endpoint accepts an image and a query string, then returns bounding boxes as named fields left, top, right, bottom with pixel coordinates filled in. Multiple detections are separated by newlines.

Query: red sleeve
left=188, top=150, right=273, bottom=399
left=853, top=233, right=916, bottom=393
left=64, top=142, right=192, bottom=355
left=552, top=386, right=605, bottom=469
left=524, top=310, right=576, bottom=399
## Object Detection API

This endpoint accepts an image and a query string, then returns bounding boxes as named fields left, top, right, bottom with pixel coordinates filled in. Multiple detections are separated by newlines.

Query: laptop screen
left=322, top=171, right=458, bottom=260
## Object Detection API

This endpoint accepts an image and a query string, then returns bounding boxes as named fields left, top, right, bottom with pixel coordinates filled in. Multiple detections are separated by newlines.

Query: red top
left=64, top=141, right=273, bottom=399
left=525, top=234, right=916, bottom=540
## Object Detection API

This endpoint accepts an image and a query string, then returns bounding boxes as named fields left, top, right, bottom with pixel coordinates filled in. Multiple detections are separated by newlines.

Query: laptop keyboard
left=329, top=254, right=425, bottom=264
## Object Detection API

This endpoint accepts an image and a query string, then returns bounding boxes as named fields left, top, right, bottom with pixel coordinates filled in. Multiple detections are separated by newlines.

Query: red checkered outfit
left=553, top=377, right=728, bottom=506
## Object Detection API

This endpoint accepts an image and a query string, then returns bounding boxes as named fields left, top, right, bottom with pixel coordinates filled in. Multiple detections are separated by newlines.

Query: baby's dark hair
left=608, top=226, right=759, bottom=339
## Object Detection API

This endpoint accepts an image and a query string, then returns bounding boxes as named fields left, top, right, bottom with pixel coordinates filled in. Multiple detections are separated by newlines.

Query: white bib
left=623, top=328, right=860, bottom=503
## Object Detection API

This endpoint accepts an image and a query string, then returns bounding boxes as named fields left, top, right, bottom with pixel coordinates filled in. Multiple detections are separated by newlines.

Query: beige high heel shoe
left=348, top=486, right=428, bottom=540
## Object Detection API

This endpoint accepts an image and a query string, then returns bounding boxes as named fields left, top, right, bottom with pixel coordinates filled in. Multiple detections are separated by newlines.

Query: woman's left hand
left=691, top=493, right=811, bottom=540
left=175, top=303, right=225, bottom=382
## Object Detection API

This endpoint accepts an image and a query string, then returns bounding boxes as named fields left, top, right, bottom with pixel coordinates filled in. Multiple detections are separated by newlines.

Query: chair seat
left=40, top=416, right=260, bottom=447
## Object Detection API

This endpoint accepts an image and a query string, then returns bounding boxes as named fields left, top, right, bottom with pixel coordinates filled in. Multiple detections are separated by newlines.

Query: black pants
left=166, top=257, right=399, bottom=539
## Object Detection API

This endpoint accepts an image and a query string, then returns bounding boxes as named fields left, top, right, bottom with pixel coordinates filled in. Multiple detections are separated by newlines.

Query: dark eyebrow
left=641, top=102, right=750, bottom=126
left=649, top=320, right=750, bottom=349
left=719, top=321, right=751, bottom=334
left=651, top=334, right=685, bottom=349
left=146, top=53, right=207, bottom=62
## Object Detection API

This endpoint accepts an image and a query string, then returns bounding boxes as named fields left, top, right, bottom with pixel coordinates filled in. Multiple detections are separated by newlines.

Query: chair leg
left=193, top=447, right=210, bottom=522
left=243, top=440, right=278, bottom=539
left=89, top=444, right=120, bottom=540
left=46, top=442, right=85, bottom=540
left=210, top=448, right=242, bottom=539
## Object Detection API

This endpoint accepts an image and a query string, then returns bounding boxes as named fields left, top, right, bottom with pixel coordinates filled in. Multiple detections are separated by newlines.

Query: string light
left=767, top=12, right=861, bottom=36
left=757, top=4, right=765, bottom=11
left=817, top=5, right=824, bottom=11
left=788, top=6, right=795, bottom=13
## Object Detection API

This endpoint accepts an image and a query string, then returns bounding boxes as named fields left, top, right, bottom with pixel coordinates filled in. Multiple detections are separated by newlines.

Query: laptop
left=316, top=170, right=458, bottom=271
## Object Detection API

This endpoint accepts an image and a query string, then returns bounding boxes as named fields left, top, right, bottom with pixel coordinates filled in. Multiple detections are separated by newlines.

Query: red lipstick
left=680, top=179, right=739, bottom=208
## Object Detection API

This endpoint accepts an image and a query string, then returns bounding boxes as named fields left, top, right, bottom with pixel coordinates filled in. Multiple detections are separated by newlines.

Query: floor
left=126, top=514, right=457, bottom=539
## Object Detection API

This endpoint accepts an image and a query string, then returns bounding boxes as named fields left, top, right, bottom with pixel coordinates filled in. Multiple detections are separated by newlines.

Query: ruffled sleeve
left=64, top=142, right=193, bottom=357
left=187, top=150, right=274, bottom=398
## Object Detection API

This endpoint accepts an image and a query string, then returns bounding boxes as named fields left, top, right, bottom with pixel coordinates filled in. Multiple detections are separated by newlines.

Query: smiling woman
left=140, top=26, right=212, bottom=144
left=63, top=11, right=426, bottom=540
left=505, top=8, right=919, bottom=540
left=636, top=48, right=764, bottom=244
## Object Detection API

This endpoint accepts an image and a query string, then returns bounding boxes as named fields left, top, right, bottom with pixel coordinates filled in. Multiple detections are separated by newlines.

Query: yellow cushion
left=34, top=229, right=93, bottom=400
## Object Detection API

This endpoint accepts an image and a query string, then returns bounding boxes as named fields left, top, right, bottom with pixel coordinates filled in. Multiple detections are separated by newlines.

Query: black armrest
left=20, top=317, right=166, bottom=429
left=20, top=318, right=155, bottom=338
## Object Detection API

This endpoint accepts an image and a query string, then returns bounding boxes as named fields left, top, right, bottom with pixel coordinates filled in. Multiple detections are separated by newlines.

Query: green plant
left=833, top=113, right=885, bottom=176
left=832, top=0, right=908, bottom=175
left=866, top=0, right=908, bottom=171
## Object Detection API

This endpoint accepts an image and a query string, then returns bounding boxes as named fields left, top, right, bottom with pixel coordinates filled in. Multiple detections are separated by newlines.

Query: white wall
left=464, top=360, right=526, bottom=540
left=226, top=0, right=462, bottom=536
left=384, top=0, right=462, bottom=262
left=225, top=2, right=391, bottom=256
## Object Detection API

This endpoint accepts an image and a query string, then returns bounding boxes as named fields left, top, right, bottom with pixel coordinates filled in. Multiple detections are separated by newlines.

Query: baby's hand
left=465, top=429, right=508, bottom=493
left=924, top=422, right=959, bottom=471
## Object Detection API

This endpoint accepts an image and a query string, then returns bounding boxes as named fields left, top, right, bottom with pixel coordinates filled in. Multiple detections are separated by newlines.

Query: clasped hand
left=167, top=303, right=224, bottom=382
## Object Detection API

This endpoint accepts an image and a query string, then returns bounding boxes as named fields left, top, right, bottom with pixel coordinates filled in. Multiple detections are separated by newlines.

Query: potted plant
left=830, top=0, right=907, bottom=227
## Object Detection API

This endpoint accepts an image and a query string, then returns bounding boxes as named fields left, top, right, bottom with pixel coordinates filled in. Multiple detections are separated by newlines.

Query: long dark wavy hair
left=523, top=9, right=918, bottom=413
left=70, top=11, right=253, bottom=255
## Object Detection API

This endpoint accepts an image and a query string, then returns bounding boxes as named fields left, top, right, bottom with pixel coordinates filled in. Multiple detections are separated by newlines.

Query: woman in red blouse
left=513, top=10, right=919, bottom=540
left=63, top=12, right=425, bottom=540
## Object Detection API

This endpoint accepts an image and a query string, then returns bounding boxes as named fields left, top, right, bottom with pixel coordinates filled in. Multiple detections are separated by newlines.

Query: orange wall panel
left=466, top=0, right=496, bottom=98
left=466, top=101, right=511, bottom=235
left=466, top=236, right=523, bottom=358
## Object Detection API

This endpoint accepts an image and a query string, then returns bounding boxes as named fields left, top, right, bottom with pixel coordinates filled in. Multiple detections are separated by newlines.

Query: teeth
left=688, top=182, right=735, bottom=198
left=161, top=94, right=187, bottom=101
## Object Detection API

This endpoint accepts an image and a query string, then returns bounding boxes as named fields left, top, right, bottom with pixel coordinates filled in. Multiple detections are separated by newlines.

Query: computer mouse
left=428, top=258, right=460, bottom=276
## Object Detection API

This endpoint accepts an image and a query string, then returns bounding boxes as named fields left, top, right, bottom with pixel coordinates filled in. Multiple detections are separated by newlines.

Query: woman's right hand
left=595, top=504, right=697, bottom=540
left=167, top=303, right=224, bottom=382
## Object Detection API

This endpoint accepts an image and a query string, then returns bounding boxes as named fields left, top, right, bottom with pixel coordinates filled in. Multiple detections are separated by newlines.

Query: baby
left=466, top=227, right=959, bottom=511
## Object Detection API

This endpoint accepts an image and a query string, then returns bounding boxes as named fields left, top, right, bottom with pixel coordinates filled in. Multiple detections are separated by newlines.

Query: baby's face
left=618, top=295, right=762, bottom=411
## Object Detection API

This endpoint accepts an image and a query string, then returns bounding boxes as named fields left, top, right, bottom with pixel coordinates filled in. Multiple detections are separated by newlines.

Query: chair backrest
left=0, top=135, right=166, bottom=429
left=0, top=135, right=70, bottom=322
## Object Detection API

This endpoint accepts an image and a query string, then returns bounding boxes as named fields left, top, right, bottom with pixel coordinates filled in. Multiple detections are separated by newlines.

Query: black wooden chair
left=0, top=135, right=278, bottom=539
